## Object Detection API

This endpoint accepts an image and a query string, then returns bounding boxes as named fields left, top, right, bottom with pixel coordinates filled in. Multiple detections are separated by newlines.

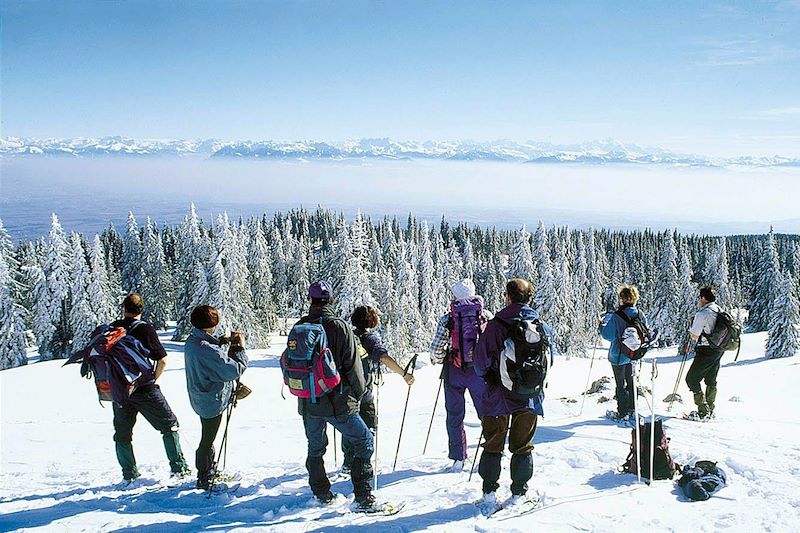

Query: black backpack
left=615, top=309, right=653, bottom=360
left=497, top=317, right=551, bottom=399
left=622, top=419, right=678, bottom=480
left=705, top=309, right=741, bottom=353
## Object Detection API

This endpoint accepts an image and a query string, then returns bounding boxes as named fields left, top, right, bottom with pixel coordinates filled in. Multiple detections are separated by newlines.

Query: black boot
left=478, top=451, right=502, bottom=495
left=510, top=452, right=533, bottom=496
left=305, top=456, right=332, bottom=500
left=351, top=456, right=374, bottom=506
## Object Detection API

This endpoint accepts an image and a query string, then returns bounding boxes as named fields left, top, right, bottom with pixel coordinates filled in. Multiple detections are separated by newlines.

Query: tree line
left=1, top=206, right=798, bottom=370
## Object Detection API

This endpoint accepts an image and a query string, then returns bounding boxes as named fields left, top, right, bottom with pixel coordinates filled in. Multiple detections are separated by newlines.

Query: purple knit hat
left=308, top=280, right=333, bottom=300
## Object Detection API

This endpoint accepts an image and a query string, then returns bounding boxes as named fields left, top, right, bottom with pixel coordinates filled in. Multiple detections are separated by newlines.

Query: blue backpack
left=65, top=321, right=155, bottom=405
left=280, top=318, right=341, bottom=403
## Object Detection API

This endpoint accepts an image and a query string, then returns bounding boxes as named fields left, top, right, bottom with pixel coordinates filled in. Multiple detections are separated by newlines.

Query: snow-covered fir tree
left=676, top=240, right=697, bottom=353
left=650, top=230, right=681, bottom=346
left=40, top=215, right=73, bottom=359
left=508, top=226, right=536, bottom=283
left=417, top=221, right=438, bottom=332
left=701, top=237, right=732, bottom=308
left=140, top=218, right=173, bottom=329
left=173, top=204, right=209, bottom=339
left=532, top=221, right=556, bottom=322
left=120, top=212, right=144, bottom=294
left=68, top=232, right=99, bottom=350
left=748, top=228, right=781, bottom=332
left=765, top=272, right=800, bottom=359
left=247, top=217, right=277, bottom=332
left=88, top=235, right=116, bottom=323
left=0, top=232, right=28, bottom=369
left=550, top=229, right=577, bottom=355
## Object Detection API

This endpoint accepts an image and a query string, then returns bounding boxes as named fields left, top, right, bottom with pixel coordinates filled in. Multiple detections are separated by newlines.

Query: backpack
left=280, top=318, right=341, bottom=403
left=677, top=460, right=727, bottom=501
left=705, top=309, right=741, bottom=353
left=66, top=321, right=155, bottom=405
left=449, top=296, right=484, bottom=367
left=497, top=316, right=551, bottom=399
left=616, top=309, right=653, bottom=360
left=622, top=419, right=678, bottom=480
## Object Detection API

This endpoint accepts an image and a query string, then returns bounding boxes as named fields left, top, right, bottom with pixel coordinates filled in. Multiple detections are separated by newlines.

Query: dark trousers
left=444, top=361, right=486, bottom=461
left=196, top=414, right=223, bottom=480
left=612, top=363, right=635, bottom=416
left=303, top=413, right=374, bottom=502
left=685, top=346, right=725, bottom=393
left=112, top=384, right=188, bottom=479
left=342, top=394, right=377, bottom=468
left=478, top=410, right=538, bottom=496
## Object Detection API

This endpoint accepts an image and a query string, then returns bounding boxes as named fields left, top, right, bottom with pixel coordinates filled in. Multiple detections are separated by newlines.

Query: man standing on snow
left=474, top=279, right=553, bottom=509
left=110, top=293, right=190, bottom=483
left=429, top=278, right=492, bottom=472
left=294, top=281, right=377, bottom=510
left=184, top=304, right=248, bottom=490
left=685, top=286, right=724, bottom=419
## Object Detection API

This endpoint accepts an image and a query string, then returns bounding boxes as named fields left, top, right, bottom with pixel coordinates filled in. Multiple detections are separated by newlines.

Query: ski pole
left=577, top=333, right=600, bottom=417
left=333, top=429, right=338, bottom=468
left=373, top=361, right=383, bottom=492
left=667, top=342, right=691, bottom=412
left=632, top=362, right=642, bottom=485
left=208, top=388, right=236, bottom=497
left=468, top=429, right=484, bottom=482
left=648, top=358, right=657, bottom=486
left=392, top=354, right=418, bottom=472
left=423, top=369, right=445, bottom=455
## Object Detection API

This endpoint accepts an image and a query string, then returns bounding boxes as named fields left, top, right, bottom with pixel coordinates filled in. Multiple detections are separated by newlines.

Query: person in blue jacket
left=599, top=285, right=649, bottom=420
left=184, top=304, right=248, bottom=490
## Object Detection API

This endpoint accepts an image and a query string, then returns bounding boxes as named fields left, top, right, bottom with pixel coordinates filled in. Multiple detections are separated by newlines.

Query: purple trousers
left=444, top=360, right=486, bottom=461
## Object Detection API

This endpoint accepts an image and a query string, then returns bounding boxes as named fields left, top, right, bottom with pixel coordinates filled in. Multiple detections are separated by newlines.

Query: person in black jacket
left=110, top=293, right=190, bottom=483
left=297, top=281, right=375, bottom=509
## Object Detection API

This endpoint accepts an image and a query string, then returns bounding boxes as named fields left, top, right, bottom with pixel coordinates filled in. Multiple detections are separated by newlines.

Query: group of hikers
left=76, top=275, right=730, bottom=513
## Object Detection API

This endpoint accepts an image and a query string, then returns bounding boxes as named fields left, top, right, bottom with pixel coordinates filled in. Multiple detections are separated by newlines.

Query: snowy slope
left=2, top=331, right=800, bottom=532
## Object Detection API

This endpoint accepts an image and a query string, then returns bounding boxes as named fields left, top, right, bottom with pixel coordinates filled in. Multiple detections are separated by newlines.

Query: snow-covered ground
left=2, top=330, right=800, bottom=532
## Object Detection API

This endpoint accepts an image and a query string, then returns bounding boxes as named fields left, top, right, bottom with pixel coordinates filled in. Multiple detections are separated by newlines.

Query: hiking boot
left=316, top=490, right=337, bottom=504
left=354, top=493, right=377, bottom=510
left=693, top=392, right=709, bottom=418
left=170, top=468, right=192, bottom=480
left=449, top=460, right=465, bottom=473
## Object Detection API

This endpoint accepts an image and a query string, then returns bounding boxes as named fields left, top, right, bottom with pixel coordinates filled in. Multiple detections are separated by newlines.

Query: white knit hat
left=451, top=278, right=476, bottom=300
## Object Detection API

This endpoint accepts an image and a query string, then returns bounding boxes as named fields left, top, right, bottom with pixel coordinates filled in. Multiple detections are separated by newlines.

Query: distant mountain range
left=2, top=136, right=799, bottom=167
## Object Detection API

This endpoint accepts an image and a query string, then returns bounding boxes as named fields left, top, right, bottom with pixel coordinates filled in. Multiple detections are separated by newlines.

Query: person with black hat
left=292, top=280, right=376, bottom=510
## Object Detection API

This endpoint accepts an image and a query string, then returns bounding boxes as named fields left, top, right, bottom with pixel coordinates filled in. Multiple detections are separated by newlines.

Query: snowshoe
left=489, top=492, right=543, bottom=519
left=352, top=496, right=404, bottom=515
left=476, top=491, right=502, bottom=517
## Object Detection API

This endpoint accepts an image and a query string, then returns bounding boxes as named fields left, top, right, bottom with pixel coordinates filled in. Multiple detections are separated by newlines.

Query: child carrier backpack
left=498, top=316, right=550, bottom=399
left=280, top=318, right=341, bottom=403
left=621, top=419, right=678, bottom=480
left=705, top=309, right=741, bottom=354
left=448, top=296, right=484, bottom=367
left=65, top=321, right=155, bottom=405
left=616, top=309, right=653, bottom=360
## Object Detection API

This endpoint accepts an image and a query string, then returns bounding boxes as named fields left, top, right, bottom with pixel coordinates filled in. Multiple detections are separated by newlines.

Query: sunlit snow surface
left=2, top=330, right=800, bottom=532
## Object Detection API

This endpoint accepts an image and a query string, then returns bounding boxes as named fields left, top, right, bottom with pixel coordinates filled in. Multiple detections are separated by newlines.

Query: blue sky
left=2, top=1, right=799, bottom=156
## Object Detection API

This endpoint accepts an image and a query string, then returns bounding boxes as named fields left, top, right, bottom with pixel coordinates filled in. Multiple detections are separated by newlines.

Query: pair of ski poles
left=207, top=381, right=240, bottom=497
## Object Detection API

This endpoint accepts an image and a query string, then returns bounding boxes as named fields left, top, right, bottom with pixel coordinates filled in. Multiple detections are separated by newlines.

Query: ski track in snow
left=2, top=331, right=800, bottom=532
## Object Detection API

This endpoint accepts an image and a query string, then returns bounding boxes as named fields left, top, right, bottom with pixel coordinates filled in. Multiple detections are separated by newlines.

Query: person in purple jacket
left=340, top=305, right=414, bottom=473
left=429, top=279, right=493, bottom=472
left=474, top=278, right=554, bottom=506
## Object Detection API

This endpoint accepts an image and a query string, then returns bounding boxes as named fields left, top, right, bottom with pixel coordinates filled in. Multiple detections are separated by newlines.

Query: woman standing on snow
left=598, top=285, right=651, bottom=421
left=340, top=305, right=415, bottom=474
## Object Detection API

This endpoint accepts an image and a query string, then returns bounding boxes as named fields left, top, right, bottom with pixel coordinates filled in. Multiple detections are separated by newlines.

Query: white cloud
left=696, top=39, right=800, bottom=66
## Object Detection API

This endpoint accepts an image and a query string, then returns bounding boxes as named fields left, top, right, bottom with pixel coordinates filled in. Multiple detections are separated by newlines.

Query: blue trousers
left=303, top=413, right=374, bottom=501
